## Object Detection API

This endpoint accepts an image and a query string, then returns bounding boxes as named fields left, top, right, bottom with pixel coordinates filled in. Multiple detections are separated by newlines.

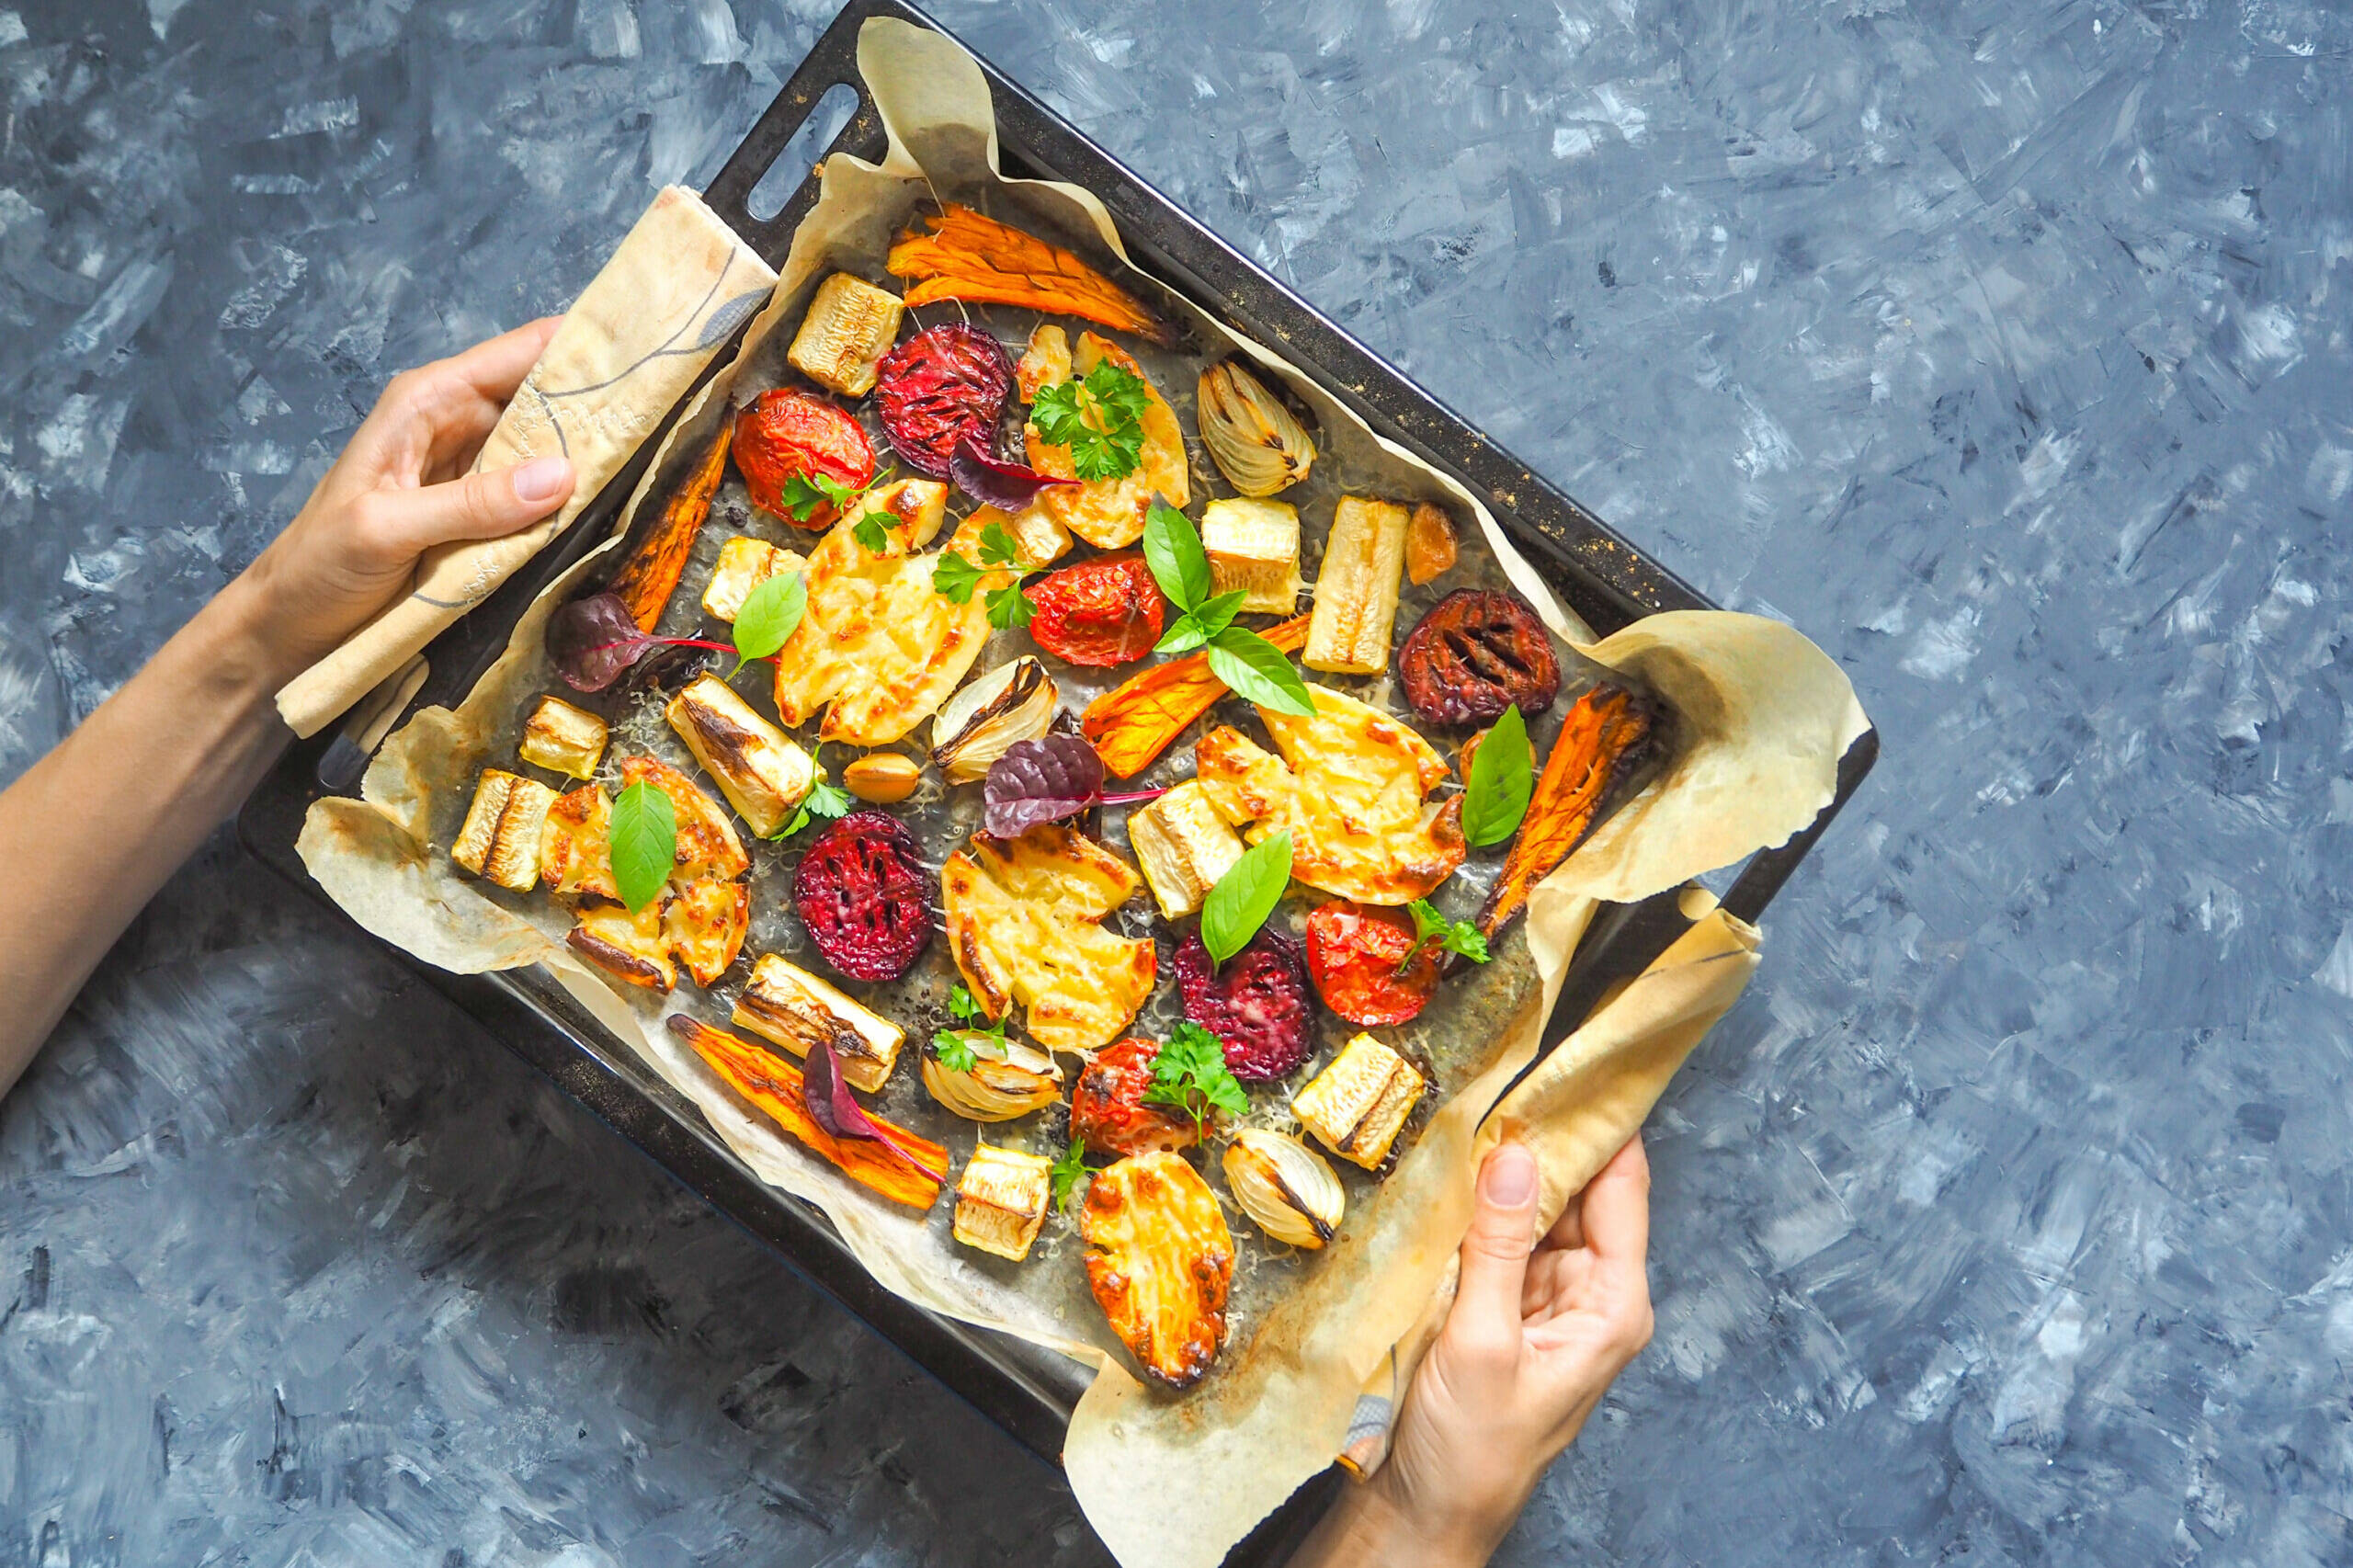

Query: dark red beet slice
left=791, top=811, right=934, bottom=982
left=1174, top=928, right=1313, bottom=1083
left=1397, top=588, right=1563, bottom=726
left=874, top=324, right=1014, bottom=479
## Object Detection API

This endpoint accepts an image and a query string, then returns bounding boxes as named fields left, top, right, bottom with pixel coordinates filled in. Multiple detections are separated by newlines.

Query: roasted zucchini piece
left=700, top=535, right=807, bottom=624
left=567, top=900, right=676, bottom=992
left=1126, top=780, right=1245, bottom=920
left=1080, top=1152, right=1233, bottom=1389
left=665, top=673, right=816, bottom=839
left=451, top=769, right=555, bottom=892
left=786, top=272, right=905, bottom=397
left=952, top=1142, right=1053, bottom=1261
left=730, top=953, right=904, bottom=1094
left=1303, top=495, right=1410, bottom=676
left=1292, top=1032, right=1425, bottom=1170
left=517, top=695, right=608, bottom=781
left=1199, top=497, right=1302, bottom=614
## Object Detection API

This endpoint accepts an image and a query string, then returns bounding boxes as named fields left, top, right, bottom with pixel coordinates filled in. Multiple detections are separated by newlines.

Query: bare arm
left=0, top=318, right=574, bottom=1097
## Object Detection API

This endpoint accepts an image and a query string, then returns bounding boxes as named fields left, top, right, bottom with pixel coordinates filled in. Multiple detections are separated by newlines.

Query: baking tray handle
left=701, top=20, right=881, bottom=259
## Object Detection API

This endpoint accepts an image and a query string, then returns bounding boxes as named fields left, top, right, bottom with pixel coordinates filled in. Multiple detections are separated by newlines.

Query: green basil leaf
left=1154, top=612, right=1210, bottom=656
left=731, top=572, right=806, bottom=676
left=1143, top=502, right=1212, bottom=611
left=1207, top=627, right=1317, bottom=717
left=1191, top=588, right=1248, bottom=640
left=1462, top=703, right=1533, bottom=847
left=608, top=779, right=676, bottom=913
left=1200, top=830, right=1291, bottom=967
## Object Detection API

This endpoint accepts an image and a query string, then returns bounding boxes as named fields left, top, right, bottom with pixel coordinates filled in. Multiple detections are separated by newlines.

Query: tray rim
left=236, top=2, right=1878, bottom=1559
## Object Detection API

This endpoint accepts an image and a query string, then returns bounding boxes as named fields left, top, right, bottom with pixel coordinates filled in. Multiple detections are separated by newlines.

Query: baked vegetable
left=1024, top=334, right=1188, bottom=549
left=1302, top=496, right=1410, bottom=676
left=1080, top=613, right=1313, bottom=779
left=787, top=272, right=904, bottom=397
left=932, top=657, right=1057, bottom=785
left=667, top=1016, right=947, bottom=1209
left=1396, top=588, right=1562, bottom=726
left=790, top=811, right=934, bottom=983
left=1404, top=501, right=1456, bottom=585
left=1303, top=901, right=1439, bottom=1027
left=620, top=756, right=749, bottom=882
left=608, top=416, right=732, bottom=631
left=874, top=323, right=1014, bottom=479
left=1199, top=497, right=1302, bottom=615
left=453, top=769, right=555, bottom=891
left=1222, top=1131, right=1344, bottom=1249
left=1070, top=1037, right=1201, bottom=1157
left=924, top=1032, right=1063, bottom=1122
left=1196, top=361, right=1314, bottom=498
left=518, top=696, right=608, bottom=782
left=662, top=876, right=751, bottom=987
left=1027, top=552, right=1164, bottom=666
left=1081, top=1152, right=1233, bottom=1389
left=888, top=202, right=1172, bottom=345
left=1473, top=683, right=1654, bottom=943
left=954, top=1142, right=1054, bottom=1260
left=1172, top=928, right=1313, bottom=1082
left=664, top=673, right=817, bottom=839
left=569, top=900, right=675, bottom=992
left=1291, top=1032, right=1425, bottom=1171
left=1126, top=780, right=1245, bottom=920
left=731, top=951, right=905, bottom=1094
left=734, top=389, right=876, bottom=528
left=701, top=536, right=808, bottom=624
left=940, top=824, right=1156, bottom=1051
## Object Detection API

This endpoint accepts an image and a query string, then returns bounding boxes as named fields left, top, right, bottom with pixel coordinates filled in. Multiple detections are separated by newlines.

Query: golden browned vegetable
left=730, top=953, right=904, bottom=1094
left=952, top=1142, right=1053, bottom=1260
left=568, top=901, right=675, bottom=991
left=940, top=824, right=1156, bottom=1052
left=1080, top=1152, right=1233, bottom=1389
left=787, top=272, right=905, bottom=397
left=1080, top=613, right=1313, bottom=779
left=1292, top=1033, right=1425, bottom=1171
left=1473, top=683, right=1654, bottom=943
left=1199, top=497, right=1302, bottom=614
left=888, top=202, right=1172, bottom=345
left=665, top=674, right=816, bottom=838
left=661, top=877, right=750, bottom=987
left=452, top=769, right=555, bottom=891
left=517, top=696, right=608, bottom=781
left=1196, top=361, right=1315, bottom=497
left=1404, top=501, right=1458, bottom=585
left=1303, top=496, right=1410, bottom=676
left=842, top=753, right=921, bottom=803
left=608, top=415, right=732, bottom=632
left=667, top=1017, right=948, bottom=1210
left=1023, top=333, right=1188, bottom=550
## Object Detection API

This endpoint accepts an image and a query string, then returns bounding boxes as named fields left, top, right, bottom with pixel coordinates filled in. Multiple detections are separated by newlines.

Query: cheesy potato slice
left=1080, top=1152, right=1233, bottom=1389
left=619, top=756, right=749, bottom=882
left=770, top=480, right=1006, bottom=746
left=1022, top=332, right=1188, bottom=549
left=941, top=824, right=1156, bottom=1052
left=1194, top=684, right=1465, bottom=905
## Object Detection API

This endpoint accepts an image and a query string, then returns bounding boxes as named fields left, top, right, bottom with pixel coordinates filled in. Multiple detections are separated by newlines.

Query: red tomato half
left=733, top=389, right=876, bottom=528
left=1069, top=1037, right=1199, bottom=1157
left=1303, top=902, right=1440, bottom=1027
left=1028, top=553, right=1165, bottom=666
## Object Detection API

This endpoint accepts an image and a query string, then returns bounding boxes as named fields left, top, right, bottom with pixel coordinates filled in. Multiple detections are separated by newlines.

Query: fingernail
left=1483, top=1142, right=1537, bottom=1206
left=512, top=455, right=572, bottom=504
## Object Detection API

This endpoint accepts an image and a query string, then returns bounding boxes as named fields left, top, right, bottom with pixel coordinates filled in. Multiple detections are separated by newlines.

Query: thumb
left=1449, top=1142, right=1541, bottom=1358
left=373, top=455, right=574, bottom=556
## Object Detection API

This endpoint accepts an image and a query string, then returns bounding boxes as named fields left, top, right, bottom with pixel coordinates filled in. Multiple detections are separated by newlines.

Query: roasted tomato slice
left=874, top=323, right=1015, bottom=479
left=1070, top=1037, right=1199, bottom=1156
left=1396, top=587, right=1563, bottom=726
left=1172, top=929, right=1313, bottom=1082
left=790, top=811, right=934, bottom=982
left=1028, top=553, right=1164, bottom=666
left=734, top=389, right=876, bottom=528
left=1303, top=901, right=1440, bottom=1027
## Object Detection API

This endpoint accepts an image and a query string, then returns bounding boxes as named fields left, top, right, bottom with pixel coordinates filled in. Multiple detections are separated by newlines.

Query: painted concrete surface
left=4, top=0, right=2351, bottom=1563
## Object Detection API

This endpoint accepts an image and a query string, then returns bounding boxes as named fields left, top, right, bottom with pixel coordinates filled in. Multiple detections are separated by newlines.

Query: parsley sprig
left=1141, top=504, right=1316, bottom=717
left=779, top=466, right=896, bottom=543
left=1143, top=1022, right=1250, bottom=1141
left=767, top=745, right=851, bottom=841
left=1029, top=361, right=1150, bottom=481
left=1400, top=898, right=1489, bottom=971
left=932, top=520, right=1038, bottom=631
left=932, top=983, right=1010, bottom=1074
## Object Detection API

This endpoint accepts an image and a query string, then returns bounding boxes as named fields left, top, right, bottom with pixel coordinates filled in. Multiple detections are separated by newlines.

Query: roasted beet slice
left=1396, top=588, right=1563, bottom=726
left=790, top=811, right=934, bottom=982
left=874, top=324, right=1015, bottom=478
left=1173, top=928, right=1313, bottom=1082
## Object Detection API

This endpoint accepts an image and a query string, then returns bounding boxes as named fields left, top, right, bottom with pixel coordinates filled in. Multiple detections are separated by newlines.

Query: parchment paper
left=295, top=20, right=1871, bottom=1568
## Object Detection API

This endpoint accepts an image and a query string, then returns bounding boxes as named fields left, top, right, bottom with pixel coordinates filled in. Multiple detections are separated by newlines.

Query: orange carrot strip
left=667, top=1016, right=948, bottom=1210
left=888, top=203, right=1173, bottom=346
left=610, top=417, right=733, bottom=632
left=1473, top=685, right=1654, bottom=941
left=1081, top=615, right=1313, bottom=779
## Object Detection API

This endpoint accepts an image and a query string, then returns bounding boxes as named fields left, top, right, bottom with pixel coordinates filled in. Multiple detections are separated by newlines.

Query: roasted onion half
left=932, top=656, right=1058, bottom=785
left=1197, top=361, right=1315, bottom=498
left=1222, top=1131, right=1345, bottom=1248
left=923, top=1032, right=1065, bottom=1121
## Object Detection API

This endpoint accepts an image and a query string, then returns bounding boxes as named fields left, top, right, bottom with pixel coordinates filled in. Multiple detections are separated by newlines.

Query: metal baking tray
left=236, top=2, right=1877, bottom=1559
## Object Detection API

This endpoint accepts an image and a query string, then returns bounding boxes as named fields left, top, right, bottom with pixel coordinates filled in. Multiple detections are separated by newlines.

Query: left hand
left=230, top=316, right=575, bottom=684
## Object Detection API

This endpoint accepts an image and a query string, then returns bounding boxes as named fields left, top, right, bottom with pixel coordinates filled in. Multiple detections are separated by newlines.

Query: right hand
left=229, top=317, right=577, bottom=686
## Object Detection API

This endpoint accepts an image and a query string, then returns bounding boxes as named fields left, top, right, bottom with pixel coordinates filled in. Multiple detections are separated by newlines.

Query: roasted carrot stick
left=667, top=1016, right=948, bottom=1210
left=1472, top=685, right=1654, bottom=942
left=610, top=416, right=733, bottom=632
left=1081, top=615, right=1313, bottom=778
left=888, top=203, right=1173, bottom=346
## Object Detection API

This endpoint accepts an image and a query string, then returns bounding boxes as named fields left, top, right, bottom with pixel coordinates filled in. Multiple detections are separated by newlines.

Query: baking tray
left=235, top=2, right=1878, bottom=1560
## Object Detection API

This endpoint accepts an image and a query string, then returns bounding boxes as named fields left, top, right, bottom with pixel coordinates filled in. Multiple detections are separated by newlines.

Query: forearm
left=1290, top=1473, right=1498, bottom=1568
left=0, top=576, right=290, bottom=1095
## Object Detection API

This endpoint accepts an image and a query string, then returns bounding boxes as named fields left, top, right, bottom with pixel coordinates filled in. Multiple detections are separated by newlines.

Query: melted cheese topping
left=662, top=878, right=749, bottom=987
left=1022, top=333, right=1188, bottom=550
left=1080, top=1152, right=1233, bottom=1389
left=940, top=824, right=1156, bottom=1052
left=1195, top=684, right=1465, bottom=905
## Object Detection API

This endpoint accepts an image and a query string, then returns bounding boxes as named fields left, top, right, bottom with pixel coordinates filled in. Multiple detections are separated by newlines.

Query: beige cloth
left=275, top=186, right=777, bottom=738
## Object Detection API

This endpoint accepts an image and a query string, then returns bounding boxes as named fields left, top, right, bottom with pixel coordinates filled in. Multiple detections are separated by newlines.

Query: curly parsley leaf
left=936, top=520, right=1037, bottom=627
left=932, top=985, right=1010, bottom=1071
left=1143, top=1021, right=1250, bottom=1140
left=768, top=772, right=850, bottom=841
left=1030, top=361, right=1148, bottom=482
left=852, top=512, right=891, bottom=553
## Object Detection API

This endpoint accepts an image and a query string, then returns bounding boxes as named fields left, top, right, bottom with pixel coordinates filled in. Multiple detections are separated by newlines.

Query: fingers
left=1580, top=1132, right=1651, bottom=1267
left=355, top=457, right=575, bottom=562
left=1446, top=1142, right=1542, bottom=1362
left=365, top=319, right=565, bottom=480
left=433, top=315, right=563, bottom=403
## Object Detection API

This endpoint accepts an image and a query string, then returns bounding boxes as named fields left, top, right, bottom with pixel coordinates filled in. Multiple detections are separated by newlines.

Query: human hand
left=1302, top=1135, right=1654, bottom=1568
left=224, top=316, right=576, bottom=686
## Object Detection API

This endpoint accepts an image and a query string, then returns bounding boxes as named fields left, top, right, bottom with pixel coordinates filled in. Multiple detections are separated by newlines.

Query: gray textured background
left=3, top=0, right=2348, bottom=1562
